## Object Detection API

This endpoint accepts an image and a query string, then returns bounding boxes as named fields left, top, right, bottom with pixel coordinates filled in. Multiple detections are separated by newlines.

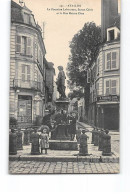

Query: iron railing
left=17, top=115, right=32, bottom=123
left=13, top=79, right=43, bottom=93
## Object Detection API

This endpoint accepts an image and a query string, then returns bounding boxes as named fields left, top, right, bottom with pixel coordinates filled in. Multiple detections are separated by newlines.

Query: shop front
left=96, top=95, right=119, bottom=130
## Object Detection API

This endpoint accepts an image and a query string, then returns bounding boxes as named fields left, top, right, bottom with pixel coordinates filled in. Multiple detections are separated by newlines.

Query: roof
left=22, top=4, right=32, bottom=12
left=11, top=0, right=22, bottom=9
left=11, top=0, right=24, bottom=23
left=11, top=1, right=35, bottom=27
left=108, top=14, right=120, bottom=30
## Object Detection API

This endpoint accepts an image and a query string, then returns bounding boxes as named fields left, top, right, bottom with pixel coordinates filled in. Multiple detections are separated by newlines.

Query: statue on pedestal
left=56, top=66, right=66, bottom=99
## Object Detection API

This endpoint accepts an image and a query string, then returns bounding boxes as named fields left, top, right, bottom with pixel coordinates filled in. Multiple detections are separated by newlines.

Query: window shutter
left=22, top=65, right=25, bottom=81
left=27, top=66, right=30, bottom=81
left=111, top=80, right=117, bottom=95
left=112, top=52, right=117, bottom=69
left=16, top=35, right=21, bottom=53
left=106, top=80, right=110, bottom=95
left=27, top=37, right=32, bottom=55
left=106, top=53, right=111, bottom=70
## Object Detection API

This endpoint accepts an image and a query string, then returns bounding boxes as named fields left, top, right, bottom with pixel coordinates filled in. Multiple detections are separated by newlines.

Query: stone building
left=10, top=1, right=49, bottom=126
left=87, top=0, right=120, bottom=130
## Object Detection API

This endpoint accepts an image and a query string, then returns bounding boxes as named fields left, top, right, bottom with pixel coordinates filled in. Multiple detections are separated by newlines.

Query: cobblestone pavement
left=9, top=161, right=119, bottom=174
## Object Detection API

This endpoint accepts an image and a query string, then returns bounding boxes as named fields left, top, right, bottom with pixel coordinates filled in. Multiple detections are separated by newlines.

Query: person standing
left=69, top=113, right=77, bottom=141
left=40, top=128, right=49, bottom=154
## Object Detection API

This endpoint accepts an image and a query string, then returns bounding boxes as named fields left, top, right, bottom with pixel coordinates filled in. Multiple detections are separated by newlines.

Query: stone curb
left=9, top=155, right=119, bottom=163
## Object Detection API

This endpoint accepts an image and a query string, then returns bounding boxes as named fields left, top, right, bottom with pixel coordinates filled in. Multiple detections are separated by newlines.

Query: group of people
left=35, top=109, right=89, bottom=155
left=42, top=109, right=77, bottom=141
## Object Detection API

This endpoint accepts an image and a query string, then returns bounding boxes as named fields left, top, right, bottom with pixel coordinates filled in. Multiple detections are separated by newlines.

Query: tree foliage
left=67, top=22, right=101, bottom=118
left=67, top=22, right=101, bottom=88
left=68, top=88, right=84, bottom=100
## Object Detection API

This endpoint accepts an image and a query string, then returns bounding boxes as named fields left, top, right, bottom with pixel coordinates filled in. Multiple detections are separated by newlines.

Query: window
left=106, top=80, right=110, bottom=95
left=16, top=36, right=21, bottom=53
left=24, top=13, right=30, bottom=24
left=21, top=65, right=30, bottom=81
left=16, top=35, right=32, bottom=55
left=109, top=30, right=114, bottom=41
left=111, top=80, right=117, bottom=95
left=26, top=37, right=32, bottom=55
left=105, top=79, right=118, bottom=95
left=22, top=37, right=27, bottom=55
left=106, top=53, right=111, bottom=69
left=112, top=52, right=117, bottom=69
left=105, top=51, right=118, bottom=70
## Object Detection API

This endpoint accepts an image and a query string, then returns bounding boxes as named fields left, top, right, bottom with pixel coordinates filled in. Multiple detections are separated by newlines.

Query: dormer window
left=107, top=27, right=120, bottom=42
left=24, top=13, right=30, bottom=24
left=109, top=30, right=114, bottom=41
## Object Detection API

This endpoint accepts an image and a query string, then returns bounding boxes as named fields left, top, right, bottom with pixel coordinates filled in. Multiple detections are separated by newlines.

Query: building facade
left=10, top=1, right=47, bottom=126
left=88, top=18, right=120, bottom=130
left=88, top=36, right=120, bottom=129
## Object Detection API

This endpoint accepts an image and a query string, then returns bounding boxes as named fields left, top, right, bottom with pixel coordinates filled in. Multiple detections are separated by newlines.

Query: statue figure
left=56, top=66, right=66, bottom=99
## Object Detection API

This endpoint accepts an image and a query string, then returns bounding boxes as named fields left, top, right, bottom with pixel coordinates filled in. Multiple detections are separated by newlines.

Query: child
left=40, top=128, right=49, bottom=154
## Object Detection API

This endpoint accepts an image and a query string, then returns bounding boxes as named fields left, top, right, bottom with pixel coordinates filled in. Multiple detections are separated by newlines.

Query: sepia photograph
left=9, top=0, right=120, bottom=174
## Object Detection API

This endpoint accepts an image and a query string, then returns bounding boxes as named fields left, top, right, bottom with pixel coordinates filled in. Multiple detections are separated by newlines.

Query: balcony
left=13, top=79, right=43, bottom=93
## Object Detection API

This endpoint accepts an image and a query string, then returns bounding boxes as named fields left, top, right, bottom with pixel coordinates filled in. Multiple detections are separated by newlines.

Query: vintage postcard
left=9, top=0, right=120, bottom=174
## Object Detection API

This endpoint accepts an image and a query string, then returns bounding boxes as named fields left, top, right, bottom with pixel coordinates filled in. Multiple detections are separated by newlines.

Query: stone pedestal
left=9, top=132, right=17, bottom=155
left=49, top=140, right=77, bottom=150
left=50, top=99, right=78, bottom=150
left=79, top=145, right=88, bottom=156
left=55, top=99, right=69, bottom=111
left=94, top=130, right=99, bottom=146
left=91, top=129, right=96, bottom=144
left=53, top=124, right=70, bottom=140
left=23, top=130, right=30, bottom=145
left=31, top=132, right=40, bottom=155
left=16, top=131, right=23, bottom=150
left=98, top=130, right=104, bottom=151
left=27, top=128, right=34, bottom=143
left=79, top=132, right=89, bottom=156
left=102, top=131, right=112, bottom=156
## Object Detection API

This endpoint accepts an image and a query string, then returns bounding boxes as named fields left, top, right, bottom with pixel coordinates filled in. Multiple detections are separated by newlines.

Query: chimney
left=101, top=0, right=118, bottom=42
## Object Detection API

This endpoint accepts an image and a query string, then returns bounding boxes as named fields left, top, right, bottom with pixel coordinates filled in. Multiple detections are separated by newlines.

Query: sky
left=14, top=0, right=120, bottom=93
